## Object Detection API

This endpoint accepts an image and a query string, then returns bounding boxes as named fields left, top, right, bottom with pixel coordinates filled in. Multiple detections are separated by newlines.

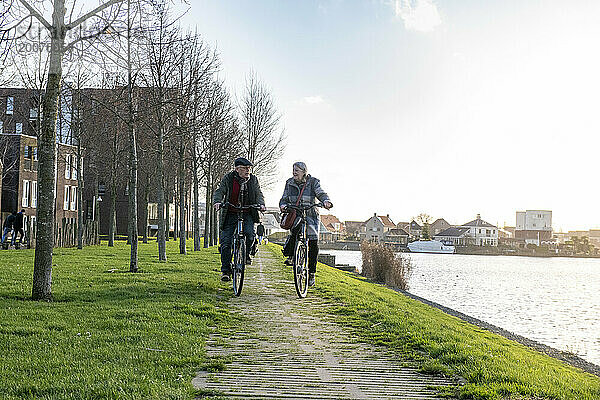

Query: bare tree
left=139, top=1, right=180, bottom=261
left=92, top=0, right=152, bottom=271
left=0, top=1, right=16, bottom=85
left=173, top=33, right=218, bottom=254
left=415, top=213, right=433, bottom=240
left=240, top=71, right=285, bottom=188
left=3, top=0, right=126, bottom=300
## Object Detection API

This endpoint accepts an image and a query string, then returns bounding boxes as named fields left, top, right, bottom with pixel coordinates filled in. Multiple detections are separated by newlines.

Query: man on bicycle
left=213, top=157, right=266, bottom=282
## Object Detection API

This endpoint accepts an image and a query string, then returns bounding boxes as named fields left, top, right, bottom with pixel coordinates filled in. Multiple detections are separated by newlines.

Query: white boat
left=407, top=240, right=455, bottom=254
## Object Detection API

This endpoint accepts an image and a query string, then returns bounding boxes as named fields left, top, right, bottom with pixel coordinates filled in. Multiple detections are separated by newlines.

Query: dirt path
left=193, top=247, right=456, bottom=399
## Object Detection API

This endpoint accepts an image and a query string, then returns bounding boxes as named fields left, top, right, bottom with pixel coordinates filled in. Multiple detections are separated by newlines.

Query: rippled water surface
left=325, top=250, right=600, bottom=366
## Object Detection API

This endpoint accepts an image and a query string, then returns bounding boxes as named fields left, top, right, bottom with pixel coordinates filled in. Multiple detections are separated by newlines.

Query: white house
left=360, top=213, right=396, bottom=242
left=434, top=214, right=498, bottom=246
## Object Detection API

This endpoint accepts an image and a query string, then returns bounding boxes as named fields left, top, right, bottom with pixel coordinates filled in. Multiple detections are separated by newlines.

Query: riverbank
left=398, top=289, right=600, bottom=377
left=306, top=246, right=600, bottom=399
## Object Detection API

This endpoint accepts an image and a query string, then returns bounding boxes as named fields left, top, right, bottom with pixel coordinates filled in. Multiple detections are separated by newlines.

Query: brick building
left=1, top=88, right=82, bottom=246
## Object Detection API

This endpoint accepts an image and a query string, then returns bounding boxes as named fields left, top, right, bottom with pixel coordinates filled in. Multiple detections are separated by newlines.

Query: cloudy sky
left=184, top=0, right=600, bottom=231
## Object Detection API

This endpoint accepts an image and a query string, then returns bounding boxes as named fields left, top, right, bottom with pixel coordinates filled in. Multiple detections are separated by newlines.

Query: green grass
left=261, top=245, right=600, bottom=400
left=0, top=240, right=233, bottom=400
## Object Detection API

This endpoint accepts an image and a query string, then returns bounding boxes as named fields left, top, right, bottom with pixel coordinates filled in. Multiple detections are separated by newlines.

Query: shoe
left=308, top=273, right=315, bottom=287
left=221, top=272, right=231, bottom=282
left=284, top=257, right=293, bottom=266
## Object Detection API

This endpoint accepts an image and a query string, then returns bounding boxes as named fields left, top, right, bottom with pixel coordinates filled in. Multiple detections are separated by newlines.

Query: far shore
left=317, top=241, right=600, bottom=259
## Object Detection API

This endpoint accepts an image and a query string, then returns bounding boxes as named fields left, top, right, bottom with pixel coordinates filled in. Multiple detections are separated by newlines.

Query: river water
left=325, top=250, right=600, bottom=366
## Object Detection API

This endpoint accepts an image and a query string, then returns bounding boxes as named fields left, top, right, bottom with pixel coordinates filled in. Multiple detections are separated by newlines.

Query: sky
left=181, top=0, right=600, bottom=231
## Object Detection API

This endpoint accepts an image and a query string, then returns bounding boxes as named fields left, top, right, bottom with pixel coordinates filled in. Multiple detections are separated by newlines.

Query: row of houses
left=311, top=212, right=500, bottom=247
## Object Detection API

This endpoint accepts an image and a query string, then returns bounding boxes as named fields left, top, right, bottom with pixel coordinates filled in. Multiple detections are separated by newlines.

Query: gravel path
left=193, top=248, right=457, bottom=399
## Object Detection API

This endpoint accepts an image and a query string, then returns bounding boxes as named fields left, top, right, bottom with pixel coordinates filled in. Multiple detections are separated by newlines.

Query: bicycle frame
left=222, top=190, right=261, bottom=296
left=285, top=203, right=323, bottom=298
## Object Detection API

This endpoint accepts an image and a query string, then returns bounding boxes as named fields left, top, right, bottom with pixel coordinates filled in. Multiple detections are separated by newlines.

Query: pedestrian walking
left=2, top=211, right=16, bottom=246
left=256, top=222, right=265, bottom=245
left=12, top=209, right=25, bottom=246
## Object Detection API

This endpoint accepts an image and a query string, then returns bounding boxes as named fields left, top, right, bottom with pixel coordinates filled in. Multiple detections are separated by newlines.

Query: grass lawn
left=0, top=240, right=232, bottom=400
left=263, top=245, right=600, bottom=400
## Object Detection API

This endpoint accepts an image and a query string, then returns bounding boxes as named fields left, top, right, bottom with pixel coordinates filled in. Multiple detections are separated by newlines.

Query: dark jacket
left=3, top=214, right=16, bottom=229
left=213, top=171, right=265, bottom=230
left=14, top=212, right=24, bottom=229
left=256, top=224, right=265, bottom=236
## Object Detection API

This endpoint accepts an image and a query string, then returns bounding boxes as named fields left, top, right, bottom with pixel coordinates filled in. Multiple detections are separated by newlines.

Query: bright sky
left=183, top=0, right=600, bottom=231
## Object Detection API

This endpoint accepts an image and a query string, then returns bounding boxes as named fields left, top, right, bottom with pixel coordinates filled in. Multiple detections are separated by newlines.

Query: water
left=324, top=250, right=600, bottom=366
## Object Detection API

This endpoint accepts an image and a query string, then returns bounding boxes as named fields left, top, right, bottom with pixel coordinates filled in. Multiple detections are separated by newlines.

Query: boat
left=407, top=240, right=455, bottom=254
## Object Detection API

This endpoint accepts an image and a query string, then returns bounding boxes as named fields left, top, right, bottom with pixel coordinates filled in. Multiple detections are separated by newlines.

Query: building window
left=72, top=157, right=78, bottom=180
left=64, top=185, right=70, bottom=210
left=31, top=181, right=38, bottom=208
left=70, top=186, right=77, bottom=211
left=16, top=122, right=23, bottom=134
left=30, top=108, right=38, bottom=120
left=148, top=203, right=158, bottom=219
left=22, top=180, right=30, bottom=207
left=65, top=154, right=71, bottom=179
left=24, top=145, right=31, bottom=159
left=6, top=96, right=14, bottom=114
left=33, top=147, right=38, bottom=161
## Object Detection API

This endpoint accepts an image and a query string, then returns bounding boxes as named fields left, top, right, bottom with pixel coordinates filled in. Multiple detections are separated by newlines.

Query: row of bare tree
left=0, top=0, right=284, bottom=301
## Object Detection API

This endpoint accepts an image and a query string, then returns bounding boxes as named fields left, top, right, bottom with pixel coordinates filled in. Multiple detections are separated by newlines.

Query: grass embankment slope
left=274, top=245, right=600, bottom=400
left=0, top=241, right=231, bottom=400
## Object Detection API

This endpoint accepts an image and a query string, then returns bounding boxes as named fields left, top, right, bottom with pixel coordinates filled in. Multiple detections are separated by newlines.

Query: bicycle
left=222, top=201, right=262, bottom=296
left=283, top=203, right=325, bottom=298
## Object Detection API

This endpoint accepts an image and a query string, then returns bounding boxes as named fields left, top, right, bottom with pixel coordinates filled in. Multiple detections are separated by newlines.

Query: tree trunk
left=174, top=180, right=178, bottom=239
left=192, top=145, right=200, bottom=251
left=211, top=184, right=218, bottom=246
left=203, top=174, right=211, bottom=248
left=165, top=185, right=170, bottom=242
left=157, top=126, right=166, bottom=261
left=32, top=5, right=69, bottom=300
left=32, top=65, right=62, bottom=301
left=142, top=176, right=149, bottom=244
left=178, top=139, right=186, bottom=254
left=127, top=81, right=138, bottom=271
left=108, top=182, right=116, bottom=247
left=77, top=148, right=84, bottom=249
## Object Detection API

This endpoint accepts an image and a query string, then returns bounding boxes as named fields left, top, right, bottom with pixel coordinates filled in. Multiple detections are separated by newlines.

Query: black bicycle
left=222, top=202, right=261, bottom=296
left=284, top=203, right=324, bottom=298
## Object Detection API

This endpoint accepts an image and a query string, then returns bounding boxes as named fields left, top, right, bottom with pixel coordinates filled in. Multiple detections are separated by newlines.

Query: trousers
left=220, top=212, right=255, bottom=273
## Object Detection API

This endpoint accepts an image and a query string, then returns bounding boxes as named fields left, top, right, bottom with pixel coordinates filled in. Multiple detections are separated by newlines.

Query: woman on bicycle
left=279, top=162, right=333, bottom=287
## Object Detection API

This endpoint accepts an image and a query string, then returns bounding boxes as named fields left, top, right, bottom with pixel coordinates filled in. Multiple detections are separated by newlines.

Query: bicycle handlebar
left=222, top=202, right=263, bottom=211
left=284, top=203, right=326, bottom=212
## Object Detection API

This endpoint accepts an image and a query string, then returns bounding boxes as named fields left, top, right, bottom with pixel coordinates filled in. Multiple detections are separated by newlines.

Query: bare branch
left=66, top=0, right=124, bottom=31
left=16, top=0, right=51, bottom=30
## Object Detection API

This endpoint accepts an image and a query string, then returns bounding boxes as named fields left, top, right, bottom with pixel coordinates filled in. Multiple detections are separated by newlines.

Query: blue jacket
left=279, top=175, right=330, bottom=240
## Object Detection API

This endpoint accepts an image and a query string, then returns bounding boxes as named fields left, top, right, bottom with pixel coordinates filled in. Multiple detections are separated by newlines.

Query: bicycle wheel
left=293, top=240, right=309, bottom=298
left=232, top=237, right=246, bottom=296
